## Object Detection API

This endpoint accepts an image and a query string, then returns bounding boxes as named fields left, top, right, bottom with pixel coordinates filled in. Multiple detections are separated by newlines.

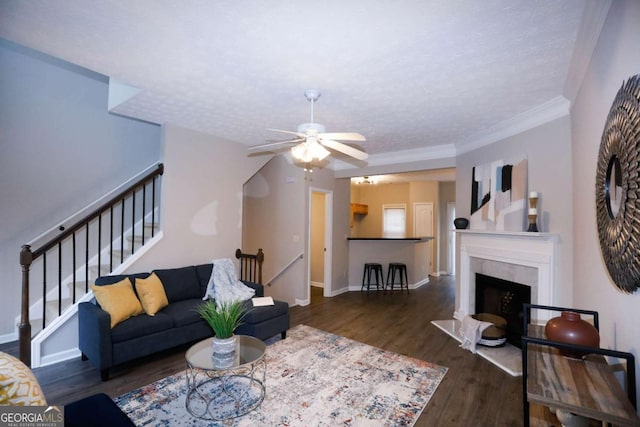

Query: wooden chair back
left=235, top=248, right=264, bottom=284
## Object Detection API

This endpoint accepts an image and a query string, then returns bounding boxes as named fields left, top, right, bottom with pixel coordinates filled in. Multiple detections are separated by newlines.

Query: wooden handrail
left=31, top=163, right=164, bottom=259
left=265, top=252, right=303, bottom=287
left=19, top=163, right=164, bottom=366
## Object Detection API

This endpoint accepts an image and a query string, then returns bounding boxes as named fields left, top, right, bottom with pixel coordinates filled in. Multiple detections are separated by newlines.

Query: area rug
left=115, top=324, right=448, bottom=426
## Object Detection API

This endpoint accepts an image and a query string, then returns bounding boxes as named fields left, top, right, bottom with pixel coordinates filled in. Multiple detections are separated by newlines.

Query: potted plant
left=197, top=300, right=247, bottom=357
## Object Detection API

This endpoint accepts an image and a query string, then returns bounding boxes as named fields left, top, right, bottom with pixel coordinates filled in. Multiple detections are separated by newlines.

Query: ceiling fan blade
left=267, top=128, right=306, bottom=138
left=248, top=138, right=304, bottom=152
left=320, top=132, right=366, bottom=142
left=320, top=138, right=369, bottom=160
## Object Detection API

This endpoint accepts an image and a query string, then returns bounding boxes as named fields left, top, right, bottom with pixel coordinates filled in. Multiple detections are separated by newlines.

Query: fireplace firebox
left=475, top=273, right=531, bottom=348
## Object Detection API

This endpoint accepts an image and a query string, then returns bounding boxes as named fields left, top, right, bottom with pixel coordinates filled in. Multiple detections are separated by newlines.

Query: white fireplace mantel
left=455, top=230, right=558, bottom=322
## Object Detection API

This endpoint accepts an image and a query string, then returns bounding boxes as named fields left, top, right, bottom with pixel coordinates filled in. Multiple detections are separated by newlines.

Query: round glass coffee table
left=185, top=335, right=266, bottom=421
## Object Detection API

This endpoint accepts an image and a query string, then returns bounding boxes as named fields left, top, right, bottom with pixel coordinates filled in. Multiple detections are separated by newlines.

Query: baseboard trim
left=295, top=298, right=310, bottom=306
left=0, top=331, right=18, bottom=344
left=39, top=347, right=81, bottom=368
left=327, top=287, right=350, bottom=296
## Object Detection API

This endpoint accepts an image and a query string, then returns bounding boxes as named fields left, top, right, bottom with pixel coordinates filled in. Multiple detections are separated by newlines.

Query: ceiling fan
left=248, top=89, right=368, bottom=162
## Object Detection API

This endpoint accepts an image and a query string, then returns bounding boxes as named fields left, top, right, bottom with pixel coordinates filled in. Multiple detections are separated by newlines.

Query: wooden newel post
left=19, top=244, right=33, bottom=367
left=256, top=248, right=264, bottom=285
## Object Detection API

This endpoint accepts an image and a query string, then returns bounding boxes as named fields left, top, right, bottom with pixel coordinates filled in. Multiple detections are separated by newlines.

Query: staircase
left=18, top=163, right=164, bottom=367
left=24, top=221, right=159, bottom=335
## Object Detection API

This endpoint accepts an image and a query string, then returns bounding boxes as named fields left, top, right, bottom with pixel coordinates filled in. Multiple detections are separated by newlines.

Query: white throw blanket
left=459, top=315, right=493, bottom=353
left=203, top=258, right=255, bottom=304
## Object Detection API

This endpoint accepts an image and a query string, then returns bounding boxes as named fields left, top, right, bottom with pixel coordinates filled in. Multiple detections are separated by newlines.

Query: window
left=382, top=204, right=406, bottom=237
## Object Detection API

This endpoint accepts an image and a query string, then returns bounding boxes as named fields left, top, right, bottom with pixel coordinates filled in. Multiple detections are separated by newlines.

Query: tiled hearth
left=432, top=230, right=558, bottom=376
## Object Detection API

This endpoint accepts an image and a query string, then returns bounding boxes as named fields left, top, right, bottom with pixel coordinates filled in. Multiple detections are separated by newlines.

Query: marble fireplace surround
left=456, top=230, right=558, bottom=324
left=432, top=230, right=558, bottom=376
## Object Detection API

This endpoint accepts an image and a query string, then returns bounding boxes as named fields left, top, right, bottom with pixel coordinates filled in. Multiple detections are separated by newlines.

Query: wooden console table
left=522, top=304, right=639, bottom=426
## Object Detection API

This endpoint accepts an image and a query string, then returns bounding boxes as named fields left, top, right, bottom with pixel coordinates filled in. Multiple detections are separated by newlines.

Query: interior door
left=447, top=202, right=456, bottom=275
left=413, top=202, right=434, bottom=273
left=309, top=189, right=332, bottom=299
left=413, top=202, right=434, bottom=236
left=310, top=192, right=325, bottom=287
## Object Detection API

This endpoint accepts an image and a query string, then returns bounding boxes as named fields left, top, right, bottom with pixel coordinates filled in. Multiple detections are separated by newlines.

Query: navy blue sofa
left=78, top=263, right=289, bottom=380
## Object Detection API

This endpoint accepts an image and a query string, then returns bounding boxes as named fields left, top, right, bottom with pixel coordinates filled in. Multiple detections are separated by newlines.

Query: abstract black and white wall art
left=470, top=158, right=527, bottom=231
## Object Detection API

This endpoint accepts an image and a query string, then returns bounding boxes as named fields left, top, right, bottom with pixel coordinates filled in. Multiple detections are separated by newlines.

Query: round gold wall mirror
left=595, top=74, right=640, bottom=293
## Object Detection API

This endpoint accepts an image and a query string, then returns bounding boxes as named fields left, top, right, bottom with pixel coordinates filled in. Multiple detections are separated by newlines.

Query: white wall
left=571, top=0, right=640, bottom=406
left=242, top=158, right=352, bottom=305
left=305, top=167, right=352, bottom=297
left=128, top=124, right=269, bottom=273
left=456, top=116, right=574, bottom=310
left=0, top=39, right=161, bottom=340
left=242, top=156, right=306, bottom=305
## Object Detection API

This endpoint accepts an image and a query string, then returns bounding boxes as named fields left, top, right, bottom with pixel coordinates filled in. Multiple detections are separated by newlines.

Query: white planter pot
left=211, top=335, right=237, bottom=368
left=212, top=335, right=237, bottom=354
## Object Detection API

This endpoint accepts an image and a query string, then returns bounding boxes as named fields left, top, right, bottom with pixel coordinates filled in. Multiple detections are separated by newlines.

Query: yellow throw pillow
left=90, top=278, right=144, bottom=328
left=0, top=352, right=47, bottom=406
left=135, top=272, right=169, bottom=316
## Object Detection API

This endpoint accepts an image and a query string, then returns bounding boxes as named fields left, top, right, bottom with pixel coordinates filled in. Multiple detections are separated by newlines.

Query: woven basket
left=472, top=313, right=507, bottom=347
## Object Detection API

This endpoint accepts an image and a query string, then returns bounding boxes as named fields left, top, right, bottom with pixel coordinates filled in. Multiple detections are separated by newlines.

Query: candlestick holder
left=527, top=193, right=539, bottom=232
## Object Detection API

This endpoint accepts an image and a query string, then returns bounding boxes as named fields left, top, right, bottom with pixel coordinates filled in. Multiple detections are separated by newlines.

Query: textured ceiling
left=0, top=1, right=593, bottom=169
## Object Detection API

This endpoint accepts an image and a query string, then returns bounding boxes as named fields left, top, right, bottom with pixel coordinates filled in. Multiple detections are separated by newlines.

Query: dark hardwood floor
left=3, top=275, right=525, bottom=426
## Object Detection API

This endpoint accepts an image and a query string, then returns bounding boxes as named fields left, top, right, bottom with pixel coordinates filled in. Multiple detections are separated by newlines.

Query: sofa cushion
left=134, top=272, right=169, bottom=316
left=0, top=352, right=47, bottom=406
left=243, top=299, right=289, bottom=324
left=195, top=263, right=213, bottom=297
left=154, top=266, right=201, bottom=303
left=110, top=312, right=174, bottom=343
left=95, top=273, right=149, bottom=288
left=161, top=299, right=207, bottom=327
left=91, top=278, right=144, bottom=328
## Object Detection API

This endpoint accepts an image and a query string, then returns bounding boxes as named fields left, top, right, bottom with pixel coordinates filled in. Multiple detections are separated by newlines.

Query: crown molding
left=331, top=143, right=456, bottom=171
left=333, top=95, right=571, bottom=171
left=455, top=96, right=571, bottom=156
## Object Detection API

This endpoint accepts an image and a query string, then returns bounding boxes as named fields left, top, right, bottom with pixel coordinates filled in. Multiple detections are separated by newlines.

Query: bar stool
left=386, top=262, right=409, bottom=293
left=362, top=263, right=384, bottom=293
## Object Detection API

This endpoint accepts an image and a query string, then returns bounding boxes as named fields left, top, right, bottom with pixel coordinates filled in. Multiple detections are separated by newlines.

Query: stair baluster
left=18, top=163, right=164, bottom=366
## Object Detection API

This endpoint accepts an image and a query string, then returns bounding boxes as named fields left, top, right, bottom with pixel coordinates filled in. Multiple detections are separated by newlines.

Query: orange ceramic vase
left=544, top=311, right=600, bottom=359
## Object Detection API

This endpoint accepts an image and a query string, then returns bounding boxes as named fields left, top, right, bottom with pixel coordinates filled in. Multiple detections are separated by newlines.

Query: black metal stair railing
left=18, top=163, right=164, bottom=366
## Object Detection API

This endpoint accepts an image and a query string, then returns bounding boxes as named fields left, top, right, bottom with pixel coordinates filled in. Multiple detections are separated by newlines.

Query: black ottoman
left=65, top=393, right=134, bottom=427
left=236, top=299, right=290, bottom=340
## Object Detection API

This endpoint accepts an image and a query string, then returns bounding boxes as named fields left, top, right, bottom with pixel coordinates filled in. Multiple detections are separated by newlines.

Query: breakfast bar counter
left=347, top=237, right=433, bottom=290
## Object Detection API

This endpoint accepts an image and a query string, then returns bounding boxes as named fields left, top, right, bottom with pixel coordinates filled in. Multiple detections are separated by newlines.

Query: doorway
left=447, top=202, right=456, bottom=275
left=413, top=202, right=434, bottom=274
left=310, top=189, right=332, bottom=301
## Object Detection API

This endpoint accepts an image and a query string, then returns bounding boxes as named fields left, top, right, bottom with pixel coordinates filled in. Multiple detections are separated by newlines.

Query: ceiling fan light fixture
left=297, top=122, right=326, bottom=134
left=253, top=89, right=368, bottom=162
left=291, top=140, right=330, bottom=163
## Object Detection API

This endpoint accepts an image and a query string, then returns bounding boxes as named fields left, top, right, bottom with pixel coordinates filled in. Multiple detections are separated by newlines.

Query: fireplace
left=456, top=230, right=557, bottom=324
left=475, top=273, right=531, bottom=348
left=444, top=231, right=557, bottom=375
